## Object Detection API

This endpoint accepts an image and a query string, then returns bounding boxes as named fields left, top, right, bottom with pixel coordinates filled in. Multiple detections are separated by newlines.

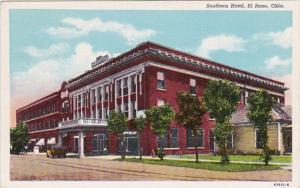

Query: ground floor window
left=227, top=132, right=233, bottom=149
left=157, top=128, right=178, bottom=148
left=186, top=128, right=204, bottom=148
left=74, top=137, right=79, bottom=152
left=255, top=129, right=264, bottom=149
left=117, top=133, right=138, bottom=155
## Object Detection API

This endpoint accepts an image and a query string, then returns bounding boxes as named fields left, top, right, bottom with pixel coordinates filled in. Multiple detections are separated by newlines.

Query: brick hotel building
left=16, top=41, right=290, bottom=157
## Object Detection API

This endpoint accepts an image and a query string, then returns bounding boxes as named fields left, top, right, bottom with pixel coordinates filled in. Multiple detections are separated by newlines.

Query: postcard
left=0, top=1, right=299, bottom=188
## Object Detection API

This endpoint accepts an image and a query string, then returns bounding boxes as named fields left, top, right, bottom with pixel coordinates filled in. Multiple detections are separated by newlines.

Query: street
left=10, top=154, right=291, bottom=181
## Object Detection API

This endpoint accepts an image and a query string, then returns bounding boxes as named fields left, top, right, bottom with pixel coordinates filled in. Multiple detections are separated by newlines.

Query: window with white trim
left=131, top=75, right=136, bottom=93
left=157, top=72, right=165, bottom=89
left=104, top=85, right=109, bottom=100
left=186, top=128, right=204, bottom=147
left=116, top=80, right=122, bottom=97
left=190, top=78, right=197, bottom=95
left=227, top=132, right=234, bottom=148
left=123, top=78, right=128, bottom=96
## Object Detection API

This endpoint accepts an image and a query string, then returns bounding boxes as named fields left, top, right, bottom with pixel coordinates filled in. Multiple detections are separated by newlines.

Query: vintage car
left=46, top=145, right=67, bottom=158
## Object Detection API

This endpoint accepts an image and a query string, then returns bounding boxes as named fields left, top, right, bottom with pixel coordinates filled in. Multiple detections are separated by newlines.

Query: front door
left=93, top=133, right=108, bottom=155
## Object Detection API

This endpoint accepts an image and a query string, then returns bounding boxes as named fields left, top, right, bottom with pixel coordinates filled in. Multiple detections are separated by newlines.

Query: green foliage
left=145, top=104, right=175, bottom=137
left=145, top=104, right=175, bottom=160
left=155, top=148, right=166, bottom=160
left=204, top=80, right=240, bottom=164
left=260, top=147, right=276, bottom=165
left=107, top=111, right=127, bottom=159
left=175, top=91, right=206, bottom=163
left=247, top=89, right=275, bottom=165
left=133, top=116, right=146, bottom=133
left=10, top=123, right=29, bottom=154
left=204, top=80, right=240, bottom=123
left=118, top=158, right=281, bottom=172
left=107, top=111, right=127, bottom=134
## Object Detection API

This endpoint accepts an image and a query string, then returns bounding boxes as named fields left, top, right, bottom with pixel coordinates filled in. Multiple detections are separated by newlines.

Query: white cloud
left=265, top=56, right=291, bottom=70
left=24, top=43, right=70, bottom=58
left=272, top=74, right=292, bottom=106
left=253, top=27, right=292, bottom=48
left=197, top=34, right=246, bottom=58
left=12, top=42, right=113, bottom=107
left=45, top=17, right=156, bottom=45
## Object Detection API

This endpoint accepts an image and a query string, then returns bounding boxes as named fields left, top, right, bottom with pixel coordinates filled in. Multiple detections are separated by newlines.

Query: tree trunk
left=193, top=129, right=199, bottom=163
left=138, top=132, right=142, bottom=160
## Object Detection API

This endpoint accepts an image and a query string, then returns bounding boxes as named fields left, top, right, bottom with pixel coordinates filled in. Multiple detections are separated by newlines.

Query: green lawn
left=116, top=158, right=281, bottom=172
left=169, top=154, right=291, bottom=163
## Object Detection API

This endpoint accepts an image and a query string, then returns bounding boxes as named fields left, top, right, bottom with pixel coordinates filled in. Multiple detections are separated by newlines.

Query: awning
left=47, top=137, right=56, bottom=145
left=35, top=138, right=45, bottom=146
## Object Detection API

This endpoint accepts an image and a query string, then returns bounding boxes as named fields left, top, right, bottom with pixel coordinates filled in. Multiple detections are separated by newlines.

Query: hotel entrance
left=93, top=133, right=108, bottom=155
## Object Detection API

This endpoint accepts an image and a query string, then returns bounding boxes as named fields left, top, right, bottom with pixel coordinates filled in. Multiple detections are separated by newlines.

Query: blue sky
left=9, top=10, right=292, bottom=110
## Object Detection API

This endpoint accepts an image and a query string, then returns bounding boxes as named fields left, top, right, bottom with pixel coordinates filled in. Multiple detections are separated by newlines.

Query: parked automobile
left=46, top=145, right=67, bottom=158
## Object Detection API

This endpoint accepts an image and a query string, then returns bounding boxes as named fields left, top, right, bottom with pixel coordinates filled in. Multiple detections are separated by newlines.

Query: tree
left=145, top=104, right=175, bottom=160
left=133, top=116, right=146, bottom=160
left=247, top=89, right=275, bottom=165
left=10, top=123, right=29, bottom=154
left=107, top=111, right=127, bottom=160
left=204, top=80, right=240, bottom=164
left=175, top=91, right=206, bottom=163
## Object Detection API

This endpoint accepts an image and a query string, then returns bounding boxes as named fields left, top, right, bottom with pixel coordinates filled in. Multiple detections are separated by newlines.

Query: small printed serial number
left=274, top=183, right=290, bottom=187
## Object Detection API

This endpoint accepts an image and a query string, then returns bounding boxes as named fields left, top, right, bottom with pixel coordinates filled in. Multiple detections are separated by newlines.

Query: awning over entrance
left=47, top=137, right=56, bottom=145
left=35, top=138, right=45, bottom=146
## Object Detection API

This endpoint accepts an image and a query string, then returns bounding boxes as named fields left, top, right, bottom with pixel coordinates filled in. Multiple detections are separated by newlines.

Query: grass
left=115, top=158, right=281, bottom=172
left=171, top=154, right=291, bottom=163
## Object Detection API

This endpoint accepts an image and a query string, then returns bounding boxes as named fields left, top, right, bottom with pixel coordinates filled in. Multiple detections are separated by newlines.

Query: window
left=78, top=95, right=81, bottom=107
left=97, top=87, right=102, bottom=101
left=157, top=72, right=165, bottom=89
left=227, top=132, right=233, bottom=148
left=131, top=75, right=136, bottom=93
left=157, top=99, right=165, bottom=106
left=157, top=128, right=178, bottom=148
left=74, top=137, right=79, bottom=152
left=105, top=85, right=109, bottom=100
left=255, top=129, right=264, bottom=149
left=98, top=108, right=102, bottom=119
left=131, top=101, right=136, bottom=118
left=170, top=128, right=178, bottom=148
left=117, top=80, right=122, bottom=97
left=186, top=128, right=204, bottom=147
left=123, top=78, right=128, bottom=96
left=123, top=103, right=129, bottom=117
left=91, top=89, right=96, bottom=104
left=103, top=108, right=107, bottom=119
left=190, top=79, right=196, bottom=95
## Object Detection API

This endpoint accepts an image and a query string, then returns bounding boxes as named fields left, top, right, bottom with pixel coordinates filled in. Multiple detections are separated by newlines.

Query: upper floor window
left=91, top=89, right=96, bottom=104
left=190, top=78, right=196, bottom=95
left=157, top=72, right=165, bottom=89
left=78, top=95, right=81, bottom=107
left=105, top=85, right=109, bottom=100
left=131, top=100, right=137, bottom=118
left=123, top=102, right=129, bottom=118
left=97, top=87, right=102, bottom=101
left=117, top=80, right=122, bottom=97
left=131, top=75, right=136, bottom=93
left=123, top=78, right=128, bottom=96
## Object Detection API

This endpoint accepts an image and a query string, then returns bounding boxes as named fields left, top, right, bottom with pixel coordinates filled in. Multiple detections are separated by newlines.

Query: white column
left=95, top=88, right=99, bottom=119
left=121, top=79, right=124, bottom=112
left=101, top=86, right=104, bottom=118
left=139, top=73, right=143, bottom=95
left=80, top=93, right=83, bottom=118
left=135, top=74, right=138, bottom=111
left=107, top=85, right=110, bottom=116
left=128, top=75, right=132, bottom=119
left=73, top=96, right=76, bottom=119
left=78, top=131, right=85, bottom=158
